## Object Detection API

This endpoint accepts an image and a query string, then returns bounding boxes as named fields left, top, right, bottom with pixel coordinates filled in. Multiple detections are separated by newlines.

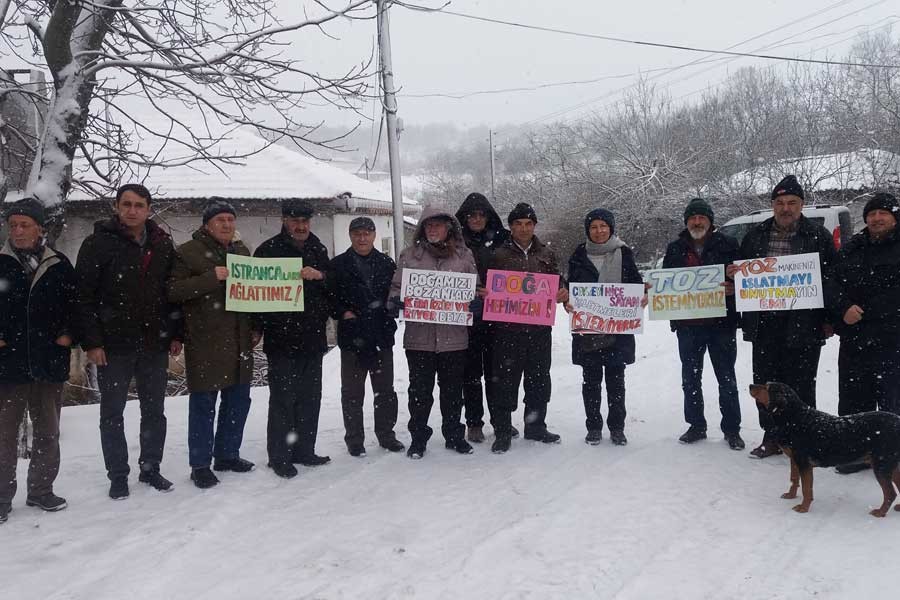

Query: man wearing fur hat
left=488, top=202, right=569, bottom=454
left=727, top=175, right=838, bottom=458
left=0, top=198, right=77, bottom=523
left=830, top=192, right=900, bottom=473
left=168, top=199, right=259, bottom=488
left=254, top=200, right=333, bottom=478
left=663, top=198, right=743, bottom=451
left=389, top=205, right=478, bottom=459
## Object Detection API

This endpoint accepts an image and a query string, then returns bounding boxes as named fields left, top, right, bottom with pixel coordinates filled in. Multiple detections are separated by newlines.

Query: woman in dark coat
left=568, top=208, right=643, bottom=446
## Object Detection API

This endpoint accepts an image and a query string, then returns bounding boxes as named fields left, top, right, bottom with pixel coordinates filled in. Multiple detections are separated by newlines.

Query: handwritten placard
left=645, top=265, right=726, bottom=321
left=483, top=269, right=559, bottom=326
left=400, top=268, right=477, bottom=326
left=569, top=283, right=644, bottom=334
left=226, top=254, right=303, bottom=312
left=734, top=253, right=823, bottom=312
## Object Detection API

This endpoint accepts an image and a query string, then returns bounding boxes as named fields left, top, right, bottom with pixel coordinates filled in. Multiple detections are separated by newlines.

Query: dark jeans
left=839, top=341, right=900, bottom=416
left=752, top=338, right=821, bottom=436
left=188, top=383, right=251, bottom=468
left=463, top=320, right=495, bottom=427
left=405, top=350, right=465, bottom=445
left=676, top=326, right=741, bottom=434
left=98, top=351, right=169, bottom=480
left=581, top=356, right=626, bottom=433
left=491, top=328, right=552, bottom=435
left=0, top=382, right=63, bottom=506
left=267, top=353, right=324, bottom=464
left=340, top=348, right=398, bottom=447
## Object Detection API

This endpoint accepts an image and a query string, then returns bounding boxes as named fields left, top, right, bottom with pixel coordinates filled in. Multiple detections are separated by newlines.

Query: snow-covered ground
left=3, top=314, right=898, bottom=600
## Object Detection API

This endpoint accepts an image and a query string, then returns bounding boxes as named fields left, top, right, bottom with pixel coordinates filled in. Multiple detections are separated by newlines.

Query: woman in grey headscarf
left=567, top=208, right=643, bottom=447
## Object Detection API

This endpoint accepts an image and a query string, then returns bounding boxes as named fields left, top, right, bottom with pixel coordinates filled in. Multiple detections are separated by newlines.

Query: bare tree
left=0, top=0, right=377, bottom=234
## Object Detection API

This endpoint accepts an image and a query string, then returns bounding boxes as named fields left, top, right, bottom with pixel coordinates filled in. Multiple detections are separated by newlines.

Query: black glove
left=387, top=296, right=404, bottom=318
left=468, top=296, right=484, bottom=319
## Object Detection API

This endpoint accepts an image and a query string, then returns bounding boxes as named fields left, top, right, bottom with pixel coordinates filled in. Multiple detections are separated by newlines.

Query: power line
left=397, top=2, right=900, bottom=69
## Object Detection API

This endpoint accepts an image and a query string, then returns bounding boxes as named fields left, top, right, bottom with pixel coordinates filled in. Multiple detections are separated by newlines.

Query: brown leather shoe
left=749, top=442, right=782, bottom=459
left=466, top=425, right=485, bottom=443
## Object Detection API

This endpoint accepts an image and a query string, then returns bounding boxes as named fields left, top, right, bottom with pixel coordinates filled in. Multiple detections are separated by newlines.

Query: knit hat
left=202, top=198, right=236, bottom=224
left=116, top=183, right=152, bottom=205
left=508, top=202, right=538, bottom=225
left=683, top=198, right=714, bottom=224
left=584, top=208, right=615, bottom=237
left=349, top=216, right=376, bottom=232
left=282, top=200, right=314, bottom=219
left=772, top=175, right=804, bottom=201
left=4, top=197, right=46, bottom=227
left=863, top=192, right=899, bottom=222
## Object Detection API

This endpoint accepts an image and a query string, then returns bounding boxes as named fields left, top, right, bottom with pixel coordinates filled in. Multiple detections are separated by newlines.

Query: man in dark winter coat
left=663, top=199, right=744, bottom=451
left=76, top=184, right=182, bottom=499
left=168, top=200, right=258, bottom=489
left=830, top=193, right=900, bottom=473
left=254, top=200, right=332, bottom=478
left=0, top=198, right=76, bottom=522
left=455, top=192, right=510, bottom=443
left=728, top=175, right=838, bottom=458
left=488, top=202, right=569, bottom=454
left=331, top=217, right=404, bottom=457
left=568, top=208, right=642, bottom=447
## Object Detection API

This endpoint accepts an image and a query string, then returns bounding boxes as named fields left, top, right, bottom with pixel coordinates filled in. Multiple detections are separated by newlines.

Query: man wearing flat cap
left=830, top=193, right=900, bottom=473
left=330, top=217, right=404, bottom=457
left=253, top=200, right=332, bottom=478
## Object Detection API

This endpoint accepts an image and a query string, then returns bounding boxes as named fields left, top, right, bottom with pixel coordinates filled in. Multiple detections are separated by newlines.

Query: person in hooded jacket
left=0, top=199, right=76, bottom=523
left=75, top=184, right=182, bottom=499
left=830, top=192, right=900, bottom=474
left=253, top=201, right=332, bottom=479
left=567, top=208, right=642, bottom=447
left=389, top=205, right=478, bottom=459
left=454, top=192, right=510, bottom=443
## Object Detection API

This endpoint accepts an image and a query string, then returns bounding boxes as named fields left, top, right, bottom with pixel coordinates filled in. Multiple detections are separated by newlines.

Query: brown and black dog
left=750, top=382, right=900, bottom=518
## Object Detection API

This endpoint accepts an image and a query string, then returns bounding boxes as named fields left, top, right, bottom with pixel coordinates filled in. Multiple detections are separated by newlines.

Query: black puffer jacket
left=738, top=215, right=838, bottom=347
left=0, top=242, right=77, bottom=384
left=567, top=243, right=643, bottom=367
left=662, top=229, right=740, bottom=331
left=330, top=248, right=397, bottom=363
left=830, top=226, right=900, bottom=348
left=75, top=217, right=180, bottom=354
left=254, top=230, right=331, bottom=356
left=455, top=194, right=510, bottom=284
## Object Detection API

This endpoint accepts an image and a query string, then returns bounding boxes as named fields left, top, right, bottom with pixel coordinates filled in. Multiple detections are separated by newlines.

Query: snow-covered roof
left=725, top=149, right=900, bottom=195
left=63, top=125, right=417, bottom=208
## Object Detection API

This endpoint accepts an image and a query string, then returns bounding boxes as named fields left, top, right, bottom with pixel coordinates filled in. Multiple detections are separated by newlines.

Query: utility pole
left=377, top=0, right=405, bottom=260
left=489, top=129, right=496, bottom=201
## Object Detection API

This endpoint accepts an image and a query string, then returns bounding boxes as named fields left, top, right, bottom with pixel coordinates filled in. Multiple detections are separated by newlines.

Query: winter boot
left=610, top=429, right=628, bottom=446
left=378, top=436, right=405, bottom=453
left=348, top=444, right=367, bottom=457
left=749, top=434, right=782, bottom=459
left=0, top=504, right=9, bottom=524
left=407, top=439, right=427, bottom=460
left=294, top=454, right=331, bottom=467
left=467, top=425, right=485, bottom=443
left=524, top=404, right=561, bottom=444
left=109, top=477, right=130, bottom=500
left=492, top=434, right=512, bottom=454
left=190, top=467, right=220, bottom=489
left=25, top=492, right=68, bottom=512
left=213, top=457, right=256, bottom=472
left=510, top=425, right=520, bottom=439
left=139, top=469, right=174, bottom=493
left=679, top=426, right=707, bottom=444
left=268, top=462, right=299, bottom=479
left=585, top=430, right=603, bottom=445
left=724, top=432, right=745, bottom=451
left=445, top=438, right=474, bottom=455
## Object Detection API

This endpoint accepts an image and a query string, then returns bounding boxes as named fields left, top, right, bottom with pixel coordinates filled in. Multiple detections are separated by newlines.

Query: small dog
left=750, top=382, right=900, bottom=517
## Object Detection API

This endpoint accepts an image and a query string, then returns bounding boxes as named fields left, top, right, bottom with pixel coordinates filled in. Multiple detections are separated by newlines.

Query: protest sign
left=399, top=268, right=477, bottom=326
left=646, top=265, right=726, bottom=321
left=569, top=283, right=645, bottom=335
left=734, top=252, right=823, bottom=312
left=483, top=269, right=560, bottom=326
left=226, top=254, right=304, bottom=312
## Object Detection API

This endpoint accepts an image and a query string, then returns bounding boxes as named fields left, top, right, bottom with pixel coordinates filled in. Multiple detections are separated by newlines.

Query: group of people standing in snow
left=1, top=176, right=899, bottom=526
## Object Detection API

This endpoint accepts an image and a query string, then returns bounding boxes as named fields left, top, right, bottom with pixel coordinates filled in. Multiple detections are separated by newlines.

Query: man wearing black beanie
left=487, top=203, right=568, bottom=453
left=830, top=192, right=900, bottom=473
left=728, top=175, right=838, bottom=459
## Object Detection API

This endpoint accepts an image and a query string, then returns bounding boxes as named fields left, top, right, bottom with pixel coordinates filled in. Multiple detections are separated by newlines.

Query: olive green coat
left=168, top=228, right=254, bottom=392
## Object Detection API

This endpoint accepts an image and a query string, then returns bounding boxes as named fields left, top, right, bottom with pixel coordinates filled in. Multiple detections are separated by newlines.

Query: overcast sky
left=282, top=0, right=899, bottom=130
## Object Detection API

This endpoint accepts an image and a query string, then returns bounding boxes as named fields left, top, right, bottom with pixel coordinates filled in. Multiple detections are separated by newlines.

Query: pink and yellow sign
left=483, top=269, right=560, bottom=326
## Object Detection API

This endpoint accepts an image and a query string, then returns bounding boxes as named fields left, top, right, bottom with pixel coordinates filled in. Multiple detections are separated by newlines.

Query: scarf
left=585, top=236, right=625, bottom=283
left=13, top=240, right=46, bottom=282
left=421, top=239, right=454, bottom=259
